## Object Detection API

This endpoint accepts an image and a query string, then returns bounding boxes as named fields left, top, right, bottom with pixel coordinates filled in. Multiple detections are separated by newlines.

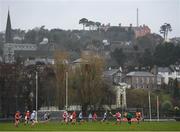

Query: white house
left=157, top=65, right=180, bottom=84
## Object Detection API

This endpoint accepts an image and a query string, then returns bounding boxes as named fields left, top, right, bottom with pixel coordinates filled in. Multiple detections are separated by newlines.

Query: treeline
left=1, top=25, right=179, bottom=69
left=0, top=52, right=115, bottom=117
left=111, top=42, right=180, bottom=68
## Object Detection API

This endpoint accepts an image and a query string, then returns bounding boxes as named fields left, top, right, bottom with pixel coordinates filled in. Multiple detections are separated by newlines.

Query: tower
left=136, top=8, right=139, bottom=27
left=5, top=10, right=12, bottom=43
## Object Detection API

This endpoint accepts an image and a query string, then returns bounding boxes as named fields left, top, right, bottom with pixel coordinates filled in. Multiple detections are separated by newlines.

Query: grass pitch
left=0, top=121, right=180, bottom=131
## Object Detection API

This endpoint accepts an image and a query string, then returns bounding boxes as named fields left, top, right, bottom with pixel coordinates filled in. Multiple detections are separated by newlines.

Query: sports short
left=103, top=117, right=107, bottom=120
left=136, top=117, right=140, bottom=120
left=31, top=119, right=35, bottom=122
left=127, top=118, right=131, bottom=121
left=117, top=117, right=121, bottom=122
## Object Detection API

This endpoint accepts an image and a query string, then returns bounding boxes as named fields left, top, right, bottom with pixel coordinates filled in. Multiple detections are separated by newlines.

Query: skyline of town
left=0, top=0, right=179, bottom=38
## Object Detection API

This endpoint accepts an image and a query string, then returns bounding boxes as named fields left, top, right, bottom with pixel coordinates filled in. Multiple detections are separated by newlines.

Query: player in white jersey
left=30, top=110, right=36, bottom=126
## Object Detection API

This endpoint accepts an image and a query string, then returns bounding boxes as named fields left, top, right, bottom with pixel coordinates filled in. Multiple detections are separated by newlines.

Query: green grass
left=0, top=121, right=180, bottom=131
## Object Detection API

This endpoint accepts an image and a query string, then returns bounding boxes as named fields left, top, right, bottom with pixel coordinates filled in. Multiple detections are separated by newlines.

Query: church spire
left=5, top=9, right=12, bottom=43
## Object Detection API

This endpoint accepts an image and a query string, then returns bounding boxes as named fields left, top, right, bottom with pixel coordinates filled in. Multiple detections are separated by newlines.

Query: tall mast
left=137, top=8, right=139, bottom=27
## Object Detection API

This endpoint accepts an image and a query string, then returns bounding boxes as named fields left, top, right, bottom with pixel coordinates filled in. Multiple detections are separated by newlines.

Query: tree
left=153, top=42, right=180, bottom=66
left=86, top=20, right=95, bottom=31
left=172, top=78, right=180, bottom=104
left=161, top=100, right=173, bottom=114
left=24, top=26, right=49, bottom=44
left=111, top=48, right=126, bottom=67
left=126, top=89, right=149, bottom=108
left=39, top=66, right=57, bottom=109
left=79, top=18, right=88, bottom=30
left=0, top=64, right=17, bottom=117
left=70, top=52, right=114, bottom=111
left=136, top=35, right=155, bottom=52
left=54, top=50, right=69, bottom=109
left=139, top=49, right=154, bottom=67
left=160, top=23, right=172, bottom=41
left=95, top=22, right=101, bottom=31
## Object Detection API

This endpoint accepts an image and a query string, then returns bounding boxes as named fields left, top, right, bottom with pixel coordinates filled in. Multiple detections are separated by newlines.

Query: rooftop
left=158, top=67, right=172, bottom=73
left=103, top=69, right=120, bottom=76
left=73, top=58, right=88, bottom=64
left=126, top=71, right=154, bottom=77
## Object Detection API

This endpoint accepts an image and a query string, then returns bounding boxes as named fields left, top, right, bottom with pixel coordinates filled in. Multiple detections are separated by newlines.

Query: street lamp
left=157, top=96, right=160, bottom=121
left=64, top=60, right=69, bottom=111
left=148, top=90, right=152, bottom=121
left=65, top=71, right=68, bottom=110
left=35, top=71, right=38, bottom=122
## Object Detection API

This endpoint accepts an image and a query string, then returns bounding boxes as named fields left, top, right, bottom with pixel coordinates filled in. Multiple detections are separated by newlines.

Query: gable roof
left=169, top=65, right=180, bottom=72
left=103, top=69, right=120, bottom=76
left=73, top=58, right=88, bottom=63
left=126, top=71, right=154, bottom=77
left=158, top=67, right=172, bottom=73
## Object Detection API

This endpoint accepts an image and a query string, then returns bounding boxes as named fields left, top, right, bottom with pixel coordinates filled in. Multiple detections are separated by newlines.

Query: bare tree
left=54, top=50, right=69, bottom=109
left=70, top=52, right=114, bottom=111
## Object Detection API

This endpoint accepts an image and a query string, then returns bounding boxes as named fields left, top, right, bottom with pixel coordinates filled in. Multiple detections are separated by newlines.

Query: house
left=125, top=71, right=158, bottom=89
left=156, top=67, right=171, bottom=84
left=170, top=37, right=180, bottom=45
left=155, top=65, right=180, bottom=84
left=169, top=64, right=180, bottom=78
left=133, top=24, right=151, bottom=38
left=103, top=68, right=124, bottom=85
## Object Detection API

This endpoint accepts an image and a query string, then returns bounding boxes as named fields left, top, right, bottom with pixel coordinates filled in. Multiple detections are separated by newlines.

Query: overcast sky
left=0, top=0, right=179, bottom=37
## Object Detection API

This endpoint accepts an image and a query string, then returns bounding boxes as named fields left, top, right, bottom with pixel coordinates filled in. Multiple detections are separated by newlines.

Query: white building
left=3, top=43, right=37, bottom=63
left=24, top=58, right=54, bottom=66
left=157, top=65, right=180, bottom=84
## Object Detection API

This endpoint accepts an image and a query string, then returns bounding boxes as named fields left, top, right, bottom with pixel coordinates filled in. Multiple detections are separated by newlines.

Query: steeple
left=5, top=10, right=12, bottom=43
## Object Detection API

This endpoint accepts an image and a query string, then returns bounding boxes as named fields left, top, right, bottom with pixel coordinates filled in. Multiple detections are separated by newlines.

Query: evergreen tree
left=173, top=78, right=180, bottom=100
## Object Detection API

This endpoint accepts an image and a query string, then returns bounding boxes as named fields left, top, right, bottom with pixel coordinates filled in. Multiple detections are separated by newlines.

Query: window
left=147, top=77, right=149, bottom=84
left=136, top=77, right=139, bottom=84
left=152, top=77, right=154, bottom=83
left=142, top=77, right=144, bottom=84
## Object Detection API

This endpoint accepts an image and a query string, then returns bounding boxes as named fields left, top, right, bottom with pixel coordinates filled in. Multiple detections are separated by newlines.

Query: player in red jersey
left=72, top=111, right=76, bottom=124
left=14, top=111, right=21, bottom=127
left=110, top=111, right=121, bottom=125
left=93, top=112, right=97, bottom=121
left=24, top=110, right=30, bottom=125
left=136, top=112, right=141, bottom=124
left=62, top=111, right=68, bottom=124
